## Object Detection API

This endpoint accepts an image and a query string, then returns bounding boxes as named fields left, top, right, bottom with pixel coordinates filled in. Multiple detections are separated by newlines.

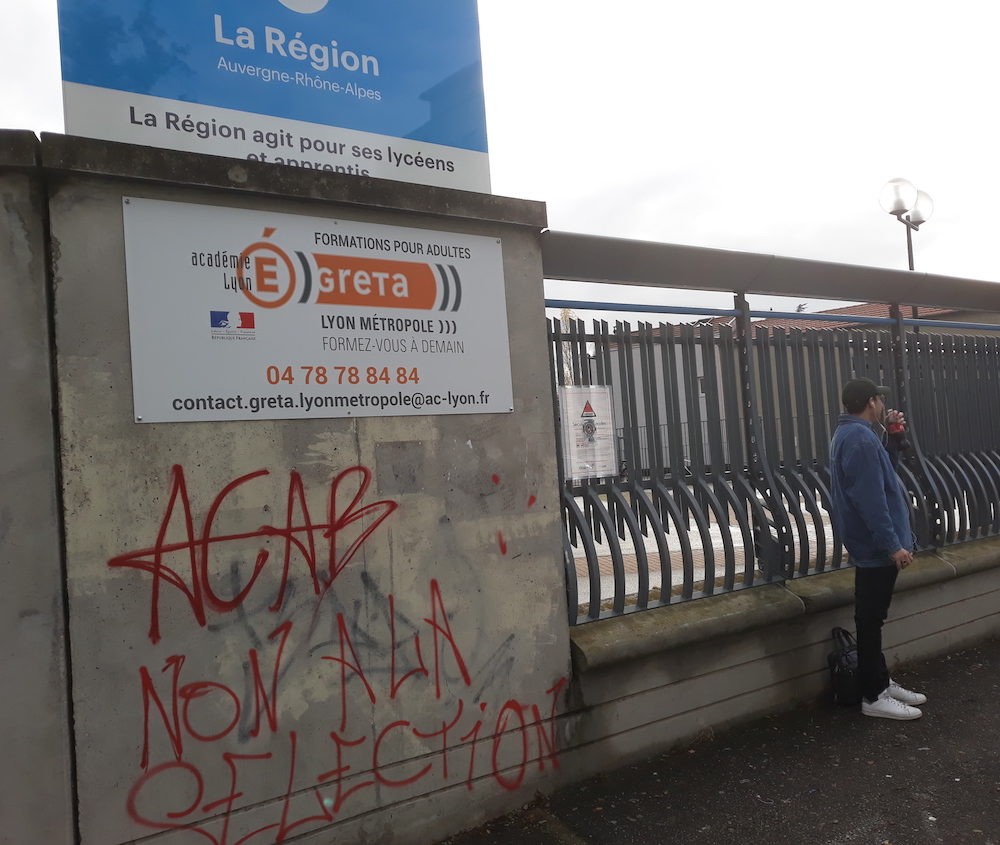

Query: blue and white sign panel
left=57, top=0, right=490, bottom=192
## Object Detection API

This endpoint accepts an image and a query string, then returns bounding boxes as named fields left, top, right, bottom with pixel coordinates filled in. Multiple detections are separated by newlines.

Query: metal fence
left=551, top=309, right=1000, bottom=625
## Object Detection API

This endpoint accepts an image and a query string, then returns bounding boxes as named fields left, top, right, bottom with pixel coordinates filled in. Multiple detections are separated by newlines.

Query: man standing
left=829, top=377, right=927, bottom=720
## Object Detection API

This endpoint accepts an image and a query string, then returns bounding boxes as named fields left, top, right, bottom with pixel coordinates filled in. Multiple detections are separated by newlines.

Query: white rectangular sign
left=558, top=386, right=618, bottom=480
left=122, top=198, right=513, bottom=422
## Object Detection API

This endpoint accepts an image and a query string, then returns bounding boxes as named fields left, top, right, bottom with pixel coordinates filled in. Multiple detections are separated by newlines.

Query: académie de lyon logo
left=277, top=0, right=330, bottom=13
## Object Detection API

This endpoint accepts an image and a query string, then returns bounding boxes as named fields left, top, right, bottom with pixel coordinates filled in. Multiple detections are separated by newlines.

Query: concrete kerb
left=569, top=540, right=1000, bottom=676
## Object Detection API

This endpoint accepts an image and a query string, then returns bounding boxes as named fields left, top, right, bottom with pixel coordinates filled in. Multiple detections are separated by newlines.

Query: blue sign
left=57, top=0, right=490, bottom=190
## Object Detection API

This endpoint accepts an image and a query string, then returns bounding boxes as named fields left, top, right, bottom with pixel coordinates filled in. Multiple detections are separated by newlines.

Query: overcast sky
left=3, top=0, right=998, bottom=318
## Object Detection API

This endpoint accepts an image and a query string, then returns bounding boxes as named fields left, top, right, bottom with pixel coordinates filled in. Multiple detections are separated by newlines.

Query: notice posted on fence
left=558, top=386, right=618, bottom=480
left=121, top=197, right=513, bottom=422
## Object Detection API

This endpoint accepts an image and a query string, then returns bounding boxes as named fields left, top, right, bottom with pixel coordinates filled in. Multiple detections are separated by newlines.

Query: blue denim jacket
left=829, top=415, right=912, bottom=567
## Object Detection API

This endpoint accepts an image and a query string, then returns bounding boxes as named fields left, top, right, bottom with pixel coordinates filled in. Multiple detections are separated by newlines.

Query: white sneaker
left=887, top=680, right=927, bottom=706
left=861, top=691, right=922, bottom=720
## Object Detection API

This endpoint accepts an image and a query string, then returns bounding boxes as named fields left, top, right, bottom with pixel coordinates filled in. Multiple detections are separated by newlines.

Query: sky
left=3, top=0, right=998, bottom=320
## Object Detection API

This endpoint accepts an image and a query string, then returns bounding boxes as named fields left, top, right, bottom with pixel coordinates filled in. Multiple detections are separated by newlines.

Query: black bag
left=827, top=627, right=861, bottom=705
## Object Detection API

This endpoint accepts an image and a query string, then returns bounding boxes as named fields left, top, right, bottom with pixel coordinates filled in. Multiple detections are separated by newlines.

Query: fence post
left=889, top=303, right=942, bottom=548
left=888, top=303, right=910, bottom=421
left=734, top=293, right=794, bottom=580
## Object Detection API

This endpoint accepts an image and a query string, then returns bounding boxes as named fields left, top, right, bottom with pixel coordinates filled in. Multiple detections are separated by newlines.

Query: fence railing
left=550, top=309, right=1000, bottom=625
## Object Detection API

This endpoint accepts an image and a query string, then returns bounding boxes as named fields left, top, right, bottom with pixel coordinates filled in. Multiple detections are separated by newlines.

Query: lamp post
left=880, top=178, right=933, bottom=326
left=879, top=178, right=934, bottom=271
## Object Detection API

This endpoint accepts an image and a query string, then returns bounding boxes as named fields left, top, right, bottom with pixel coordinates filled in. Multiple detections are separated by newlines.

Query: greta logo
left=238, top=228, right=463, bottom=313
left=277, top=0, right=330, bottom=12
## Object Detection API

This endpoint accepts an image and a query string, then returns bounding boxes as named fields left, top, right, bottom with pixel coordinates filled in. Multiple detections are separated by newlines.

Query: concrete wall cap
left=570, top=542, right=996, bottom=675
left=39, top=132, right=547, bottom=229
left=783, top=566, right=855, bottom=615
left=0, top=129, right=41, bottom=169
left=570, top=585, right=803, bottom=674
left=784, top=550, right=958, bottom=613
left=895, top=552, right=956, bottom=591
left=935, top=536, right=1000, bottom=578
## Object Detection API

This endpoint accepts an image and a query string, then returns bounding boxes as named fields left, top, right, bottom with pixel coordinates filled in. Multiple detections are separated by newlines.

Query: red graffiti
left=527, top=495, right=537, bottom=508
left=114, top=466, right=567, bottom=844
left=322, top=615, right=377, bottom=733
left=249, top=621, right=293, bottom=738
left=491, top=474, right=501, bottom=485
left=316, top=733, right=370, bottom=816
left=491, top=701, right=528, bottom=790
left=138, top=620, right=293, bottom=769
left=425, top=578, right=472, bottom=697
left=128, top=681, right=567, bottom=843
left=138, top=581, right=479, bottom=770
left=108, top=464, right=397, bottom=643
left=389, top=593, right=429, bottom=699
left=127, top=577, right=567, bottom=841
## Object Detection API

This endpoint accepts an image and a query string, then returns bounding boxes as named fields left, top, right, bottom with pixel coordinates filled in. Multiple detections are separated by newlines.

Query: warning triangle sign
left=581, top=401, right=597, bottom=417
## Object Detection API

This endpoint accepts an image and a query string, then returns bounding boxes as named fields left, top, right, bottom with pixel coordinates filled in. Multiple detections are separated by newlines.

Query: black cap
left=842, top=377, right=890, bottom=407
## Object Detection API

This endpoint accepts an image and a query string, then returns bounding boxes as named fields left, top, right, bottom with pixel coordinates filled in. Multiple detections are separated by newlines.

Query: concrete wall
left=563, top=540, right=1000, bottom=784
left=36, top=133, right=570, bottom=844
left=9, top=128, right=1000, bottom=844
left=0, top=132, right=75, bottom=844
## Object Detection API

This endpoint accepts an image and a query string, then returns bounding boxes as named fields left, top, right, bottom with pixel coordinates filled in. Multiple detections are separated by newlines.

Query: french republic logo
left=210, top=310, right=257, bottom=340
left=238, top=228, right=463, bottom=313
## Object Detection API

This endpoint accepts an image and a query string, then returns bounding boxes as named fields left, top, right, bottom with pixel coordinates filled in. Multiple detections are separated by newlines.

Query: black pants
left=855, top=564, right=899, bottom=702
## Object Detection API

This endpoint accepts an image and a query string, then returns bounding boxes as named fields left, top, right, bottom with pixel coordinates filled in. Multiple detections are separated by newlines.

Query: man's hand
left=890, top=548, right=913, bottom=570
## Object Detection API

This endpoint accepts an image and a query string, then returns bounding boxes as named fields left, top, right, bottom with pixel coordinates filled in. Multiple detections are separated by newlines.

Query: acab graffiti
left=108, top=463, right=397, bottom=644
left=108, top=464, right=566, bottom=843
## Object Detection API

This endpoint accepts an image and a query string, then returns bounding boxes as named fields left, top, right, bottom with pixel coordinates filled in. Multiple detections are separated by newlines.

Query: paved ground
left=441, top=637, right=1000, bottom=845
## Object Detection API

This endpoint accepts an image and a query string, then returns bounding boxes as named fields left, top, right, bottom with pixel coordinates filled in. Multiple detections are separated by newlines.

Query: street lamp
left=879, top=178, right=933, bottom=328
left=879, top=178, right=934, bottom=271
